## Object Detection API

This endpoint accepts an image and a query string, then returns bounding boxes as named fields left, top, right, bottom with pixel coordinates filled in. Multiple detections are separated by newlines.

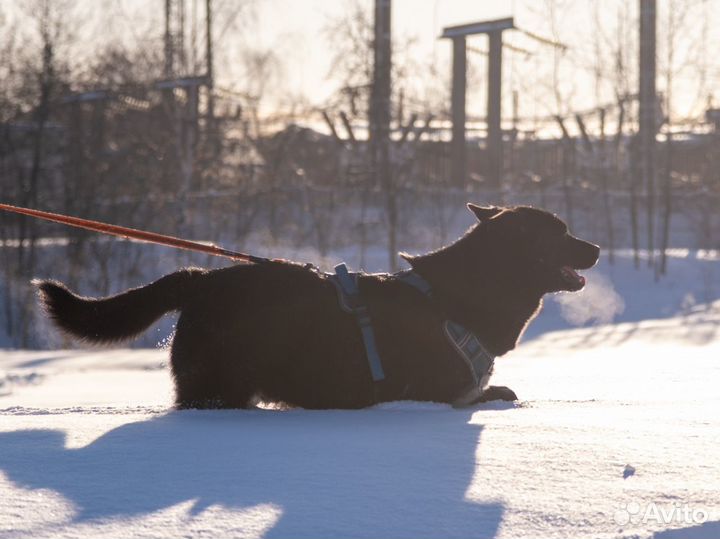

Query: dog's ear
left=399, top=252, right=415, bottom=266
left=467, top=203, right=502, bottom=222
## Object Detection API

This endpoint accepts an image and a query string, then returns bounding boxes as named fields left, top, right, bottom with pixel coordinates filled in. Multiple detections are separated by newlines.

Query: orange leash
left=0, top=202, right=270, bottom=263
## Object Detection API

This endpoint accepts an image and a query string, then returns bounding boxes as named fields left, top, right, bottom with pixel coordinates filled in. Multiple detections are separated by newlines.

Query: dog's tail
left=34, top=269, right=204, bottom=344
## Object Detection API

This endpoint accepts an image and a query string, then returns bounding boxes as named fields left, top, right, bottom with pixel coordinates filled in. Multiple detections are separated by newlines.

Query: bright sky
left=233, top=0, right=720, bottom=134
left=5, top=0, right=720, bottom=134
left=250, top=0, right=513, bottom=92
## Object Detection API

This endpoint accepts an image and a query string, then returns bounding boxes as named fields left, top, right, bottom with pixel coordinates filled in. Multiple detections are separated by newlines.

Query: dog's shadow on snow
left=0, top=405, right=505, bottom=538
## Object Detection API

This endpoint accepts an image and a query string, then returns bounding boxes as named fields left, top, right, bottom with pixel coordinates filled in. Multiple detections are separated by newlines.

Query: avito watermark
left=614, top=501, right=709, bottom=526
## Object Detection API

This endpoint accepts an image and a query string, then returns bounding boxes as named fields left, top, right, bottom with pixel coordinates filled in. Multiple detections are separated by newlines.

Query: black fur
left=36, top=204, right=599, bottom=409
left=34, top=271, right=200, bottom=344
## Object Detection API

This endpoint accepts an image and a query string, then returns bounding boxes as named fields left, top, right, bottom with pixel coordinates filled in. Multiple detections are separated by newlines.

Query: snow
left=0, top=249, right=718, bottom=538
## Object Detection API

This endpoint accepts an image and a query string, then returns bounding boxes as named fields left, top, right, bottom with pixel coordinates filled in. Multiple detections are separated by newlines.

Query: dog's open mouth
left=560, top=265, right=586, bottom=291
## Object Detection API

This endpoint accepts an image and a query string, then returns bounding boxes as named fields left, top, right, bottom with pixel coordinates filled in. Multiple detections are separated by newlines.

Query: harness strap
left=331, top=263, right=386, bottom=382
left=329, top=265, right=496, bottom=407
left=395, top=270, right=433, bottom=297
left=443, top=321, right=495, bottom=407
left=395, top=271, right=496, bottom=408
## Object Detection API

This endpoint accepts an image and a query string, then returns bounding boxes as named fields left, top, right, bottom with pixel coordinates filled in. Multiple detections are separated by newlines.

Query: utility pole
left=370, top=0, right=391, bottom=165
left=639, top=0, right=657, bottom=266
left=369, top=0, right=395, bottom=270
left=486, top=29, right=503, bottom=190
left=164, top=0, right=191, bottom=78
left=179, top=0, right=187, bottom=72
left=206, top=0, right=214, bottom=120
left=441, top=18, right=514, bottom=189
left=164, top=0, right=174, bottom=77
left=450, top=36, right=466, bottom=189
left=161, top=0, right=208, bottom=235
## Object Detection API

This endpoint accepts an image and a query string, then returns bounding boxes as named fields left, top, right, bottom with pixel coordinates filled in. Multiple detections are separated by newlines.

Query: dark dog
left=36, top=204, right=599, bottom=409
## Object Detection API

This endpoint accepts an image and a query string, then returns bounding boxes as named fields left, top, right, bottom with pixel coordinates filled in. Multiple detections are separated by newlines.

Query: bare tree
left=0, top=0, right=76, bottom=346
left=656, top=0, right=707, bottom=278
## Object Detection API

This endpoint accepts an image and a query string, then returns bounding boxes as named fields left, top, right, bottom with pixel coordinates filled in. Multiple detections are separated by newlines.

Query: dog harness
left=331, top=263, right=386, bottom=382
left=329, top=263, right=496, bottom=407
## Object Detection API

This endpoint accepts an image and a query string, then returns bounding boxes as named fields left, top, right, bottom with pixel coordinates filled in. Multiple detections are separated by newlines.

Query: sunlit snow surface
left=1, top=248, right=719, bottom=538
left=0, top=300, right=718, bottom=539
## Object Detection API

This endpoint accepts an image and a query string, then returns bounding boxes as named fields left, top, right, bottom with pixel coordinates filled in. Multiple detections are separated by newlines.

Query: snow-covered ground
left=0, top=244, right=718, bottom=538
left=1, top=300, right=718, bottom=538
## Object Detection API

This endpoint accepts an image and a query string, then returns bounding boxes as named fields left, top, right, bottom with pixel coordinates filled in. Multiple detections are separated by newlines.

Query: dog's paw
left=478, top=385, right=518, bottom=402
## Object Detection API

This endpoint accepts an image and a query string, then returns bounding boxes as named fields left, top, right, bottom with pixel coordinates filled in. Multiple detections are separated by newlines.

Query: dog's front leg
left=478, top=385, right=518, bottom=402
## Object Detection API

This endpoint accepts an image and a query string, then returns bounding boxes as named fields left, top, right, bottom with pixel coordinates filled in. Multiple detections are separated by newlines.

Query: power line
left=515, top=26, right=568, bottom=51
left=468, top=42, right=533, bottom=58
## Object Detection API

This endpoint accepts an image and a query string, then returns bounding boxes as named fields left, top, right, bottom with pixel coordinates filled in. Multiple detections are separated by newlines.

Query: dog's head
left=465, top=204, right=600, bottom=294
left=399, top=203, right=600, bottom=352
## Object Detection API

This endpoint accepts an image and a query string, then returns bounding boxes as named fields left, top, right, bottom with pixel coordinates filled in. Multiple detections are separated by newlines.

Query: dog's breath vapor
left=553, top=270, right=625, bottom=326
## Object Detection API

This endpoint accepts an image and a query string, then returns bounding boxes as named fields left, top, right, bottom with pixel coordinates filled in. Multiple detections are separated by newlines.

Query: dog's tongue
left=561, top=266, right=585, bottom=288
